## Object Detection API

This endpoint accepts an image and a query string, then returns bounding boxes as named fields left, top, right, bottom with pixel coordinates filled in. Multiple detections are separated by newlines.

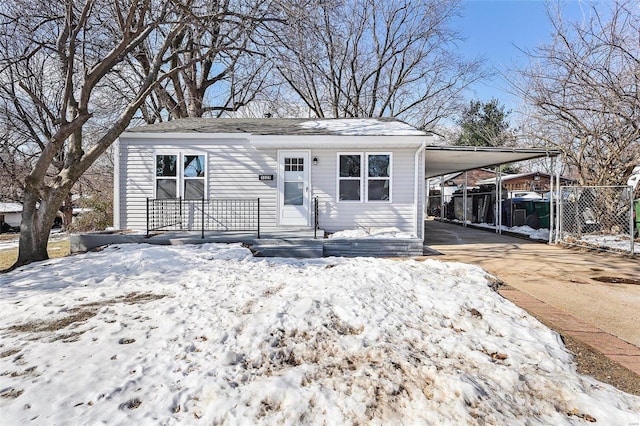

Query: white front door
left=278, top=150, right=310, bottom=226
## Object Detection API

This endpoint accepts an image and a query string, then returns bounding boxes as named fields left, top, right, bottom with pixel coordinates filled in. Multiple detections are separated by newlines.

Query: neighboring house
left=0, top=202, right=22, bottom=228
left=476, top=172, right=576, bottom=196
left=115, top=118, right=435, bottom=239
left=426, top=168, right=496, bottom=211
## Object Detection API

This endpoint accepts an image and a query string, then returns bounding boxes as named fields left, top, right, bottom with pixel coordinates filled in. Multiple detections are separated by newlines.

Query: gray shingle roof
left=125, top=117, right=427, bottom=136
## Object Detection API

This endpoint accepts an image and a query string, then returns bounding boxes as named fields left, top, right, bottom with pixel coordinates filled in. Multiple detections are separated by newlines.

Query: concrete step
left=251, top=240, right=324, bottom=258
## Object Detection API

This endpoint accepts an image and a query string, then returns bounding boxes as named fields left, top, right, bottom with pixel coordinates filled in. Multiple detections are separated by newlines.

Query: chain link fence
left=559, top=186, right=637, bottom=255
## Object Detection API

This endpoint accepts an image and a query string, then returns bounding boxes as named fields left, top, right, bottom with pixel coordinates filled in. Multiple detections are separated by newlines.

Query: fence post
left=257, top=198, right=261, bottom=238
left=201, top=197, right=205, bottom=239
left=629, top=187, right=635, bottom=255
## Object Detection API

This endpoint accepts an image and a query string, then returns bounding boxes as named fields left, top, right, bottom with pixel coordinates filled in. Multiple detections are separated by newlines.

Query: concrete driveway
left=424, top=220, right=640, bottom=349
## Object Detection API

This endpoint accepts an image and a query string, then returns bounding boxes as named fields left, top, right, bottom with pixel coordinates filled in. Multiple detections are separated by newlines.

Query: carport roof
left=425, top=146, right=560, bottom=179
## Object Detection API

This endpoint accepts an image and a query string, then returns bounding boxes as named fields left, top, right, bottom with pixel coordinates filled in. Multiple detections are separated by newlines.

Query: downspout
left=113, top=138, right=121, bottom=230
left=414, top=139, right=428, bottom=239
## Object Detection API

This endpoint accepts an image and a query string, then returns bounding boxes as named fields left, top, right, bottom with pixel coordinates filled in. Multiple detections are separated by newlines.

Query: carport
left=424, top=146, right=561, bottom=243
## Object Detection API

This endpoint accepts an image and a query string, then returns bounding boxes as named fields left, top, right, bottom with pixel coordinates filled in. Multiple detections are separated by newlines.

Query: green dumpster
left=532, top=200, right=551, bottom=229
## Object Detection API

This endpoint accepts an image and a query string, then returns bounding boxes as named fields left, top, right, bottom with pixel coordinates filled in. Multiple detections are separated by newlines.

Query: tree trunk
left=11, top=190, right=64, bottom=270
left=61, top=193, right=74, bottom=231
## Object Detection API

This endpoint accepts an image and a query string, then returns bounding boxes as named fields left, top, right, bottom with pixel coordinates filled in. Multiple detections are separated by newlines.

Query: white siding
left=310, top=148, right=417, bottom=235
left=118, top=136, right=421, bottom=236
left=118, top=137, right=278, bottom=231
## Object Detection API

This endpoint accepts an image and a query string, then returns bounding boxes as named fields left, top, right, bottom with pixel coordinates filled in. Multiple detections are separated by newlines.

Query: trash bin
left=532, top=200, right=551, bottom=229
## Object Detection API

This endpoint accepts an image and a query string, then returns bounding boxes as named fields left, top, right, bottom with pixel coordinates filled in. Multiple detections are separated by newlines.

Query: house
left=476, top=172, right=576, bottom=196
left=114, top=118, right=434, bottom=240
left=426, top=168, right=496, bottom=214
left=108, top=118, right=561, bottom=256
left=0, top=202, right=22, bottom=231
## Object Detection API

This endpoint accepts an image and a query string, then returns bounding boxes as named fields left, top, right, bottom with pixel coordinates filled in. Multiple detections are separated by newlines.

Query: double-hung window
left=338, top=154, right=362, bottom=201
left=337, top=153, right=392, bottom=202
left=155, top=153, right=206, bottom=199
left=183, top=155, right=205, bottom=199
left=156, top=154, right=178, bottom=198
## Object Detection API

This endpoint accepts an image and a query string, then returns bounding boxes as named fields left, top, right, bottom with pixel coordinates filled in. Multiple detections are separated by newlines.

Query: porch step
left=250, top=239, right=324, bottom=258
left=323, top=238, right=424, bottom=257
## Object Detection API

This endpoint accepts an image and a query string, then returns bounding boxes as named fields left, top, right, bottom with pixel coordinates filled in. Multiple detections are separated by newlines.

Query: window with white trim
left=183, top=154, right=205, bottom=199
left=337, top=153, right=392, bottom=202
left=338, top=153, right=362, bottom=201
left=156, top=154, right=178, bottom=198
left=155, top=153, right=206, bottom=199
left=367, top=154, right=391, bottom=201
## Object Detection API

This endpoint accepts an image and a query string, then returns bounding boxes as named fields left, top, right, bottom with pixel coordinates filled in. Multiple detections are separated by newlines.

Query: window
left=337, top=153, right=391, bottom=202
left=367, top=154, right=390, bottom=201
left=183, top=154, right=205, bottom=199
left=284, top=157, right=305, bottom=205
left=155, top=153, right=206, bottom=199
left=338, top=154, right=362, bottom=201
left=156, top=154, right=177, bottom=198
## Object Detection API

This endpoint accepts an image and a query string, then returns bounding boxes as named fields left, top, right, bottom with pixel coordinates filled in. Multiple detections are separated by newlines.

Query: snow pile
left=1, top=244, right=639, bottom=425
left=575, top=234, right=637, bottom=252
left=329, top=227, right=416, bottom=239
left=472, top=223, right=550, bottom=241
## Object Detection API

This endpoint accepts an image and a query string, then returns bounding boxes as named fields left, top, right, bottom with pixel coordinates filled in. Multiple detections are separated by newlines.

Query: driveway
left=424, top=220, right=640, bottom=349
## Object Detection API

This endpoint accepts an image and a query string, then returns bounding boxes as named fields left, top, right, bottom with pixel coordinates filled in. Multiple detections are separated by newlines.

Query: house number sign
left=259, top=174, right=274, bottom=181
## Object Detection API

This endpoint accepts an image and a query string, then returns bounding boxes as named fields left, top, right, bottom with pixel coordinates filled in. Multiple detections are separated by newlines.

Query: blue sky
left=454, top=0, right=599, bottom=113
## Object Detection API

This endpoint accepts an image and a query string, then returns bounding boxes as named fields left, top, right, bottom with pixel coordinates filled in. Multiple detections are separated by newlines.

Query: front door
left=278, top=150, right=310, bottom=226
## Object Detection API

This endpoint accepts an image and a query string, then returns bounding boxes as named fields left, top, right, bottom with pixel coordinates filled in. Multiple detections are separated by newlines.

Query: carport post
left=629, top=187, right=635, bottom=255
left=440, top=176, right=445, bottom=220
left=463, top=171, right=468, bottom=226
left=549, top=155, right=554, bottom=244
left=555, top=160, right=561, bottom=244
left=496, top=167, right=502, bottom=234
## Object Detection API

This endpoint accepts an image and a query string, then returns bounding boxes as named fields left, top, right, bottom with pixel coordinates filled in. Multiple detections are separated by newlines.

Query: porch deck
left=70, top=229, right=427, bottom=258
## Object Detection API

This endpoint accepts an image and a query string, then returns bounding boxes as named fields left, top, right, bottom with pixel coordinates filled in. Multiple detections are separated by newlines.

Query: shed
left=0, top=202, right=22, bottom=228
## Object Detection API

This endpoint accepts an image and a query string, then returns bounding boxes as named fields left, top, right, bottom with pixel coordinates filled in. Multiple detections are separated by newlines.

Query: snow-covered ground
left=1, top=243, right=639, bottom=425
left=569, top=234, right=637, bottom=254
left=472, top=222, right=551, bottom=241
left=329, top=227, right=415, bottom=239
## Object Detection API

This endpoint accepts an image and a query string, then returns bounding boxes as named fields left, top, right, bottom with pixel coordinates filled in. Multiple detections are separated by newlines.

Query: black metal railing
left=314, top=196, right=319, bottom=239
left=147, top=198, right=260, bottom=238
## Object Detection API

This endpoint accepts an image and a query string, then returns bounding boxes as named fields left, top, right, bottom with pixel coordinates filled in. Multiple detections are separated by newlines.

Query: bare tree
left=129, top=0, right=280, bottom=122
left=515, top=1, right=640, bottom=186
left=268, top=0, right=486, bottom=129
left=0, top=0, right=217, bottom=268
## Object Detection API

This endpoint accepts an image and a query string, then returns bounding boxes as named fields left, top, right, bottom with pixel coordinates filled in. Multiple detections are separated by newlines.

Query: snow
left=0, top=202, right=22, bottom=213
left=329, top=227, right=416, bottom=239
left=1, top=243, right=639, bottom=425
left=298, top=119, right=426, bottom=136
left=465, top=222, right=551, bottom=241
left=570, top=234, right=637, bottom=253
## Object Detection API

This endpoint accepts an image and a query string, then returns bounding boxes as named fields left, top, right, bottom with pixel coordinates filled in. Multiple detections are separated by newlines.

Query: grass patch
left=0, top=237, right=70, bottom=271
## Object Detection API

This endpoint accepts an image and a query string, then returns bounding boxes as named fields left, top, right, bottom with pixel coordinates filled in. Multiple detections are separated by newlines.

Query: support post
left=555, top=159, right=561, bottom=244
left=630, top=187, right=635, bottom=255
left=548, top=155, right=554, bottom=245
left=440, top=175, right=445, bottom=220
left=463, top=171, right=468, bottom=226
